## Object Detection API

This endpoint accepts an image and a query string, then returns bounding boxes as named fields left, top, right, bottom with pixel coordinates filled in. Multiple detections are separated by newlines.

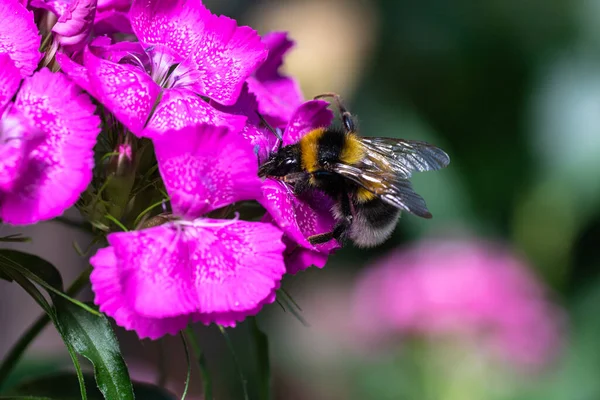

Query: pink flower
left=211, top=84, right=278, bottom=163
left=352, top=238, right=564, bottom=368
left=0, top=0, right=42, bottom=77
left=58, top=0, right=266, bottom=137
left=247, top=32, right=304, bottom=128
left=90, top=124, right=286, bottom=339
left=258, top=100, right=340, bottom=273
left=149, top=124, right=263, bottom=218
left=90, top=219, right=285, bottom=340
left=30, top=0, right=98, bottom=51
left=94, top=0, right=132, bottom=35
left=0, top=65, right=100, bottom=225
left=262, top=213, right=328, bottom=275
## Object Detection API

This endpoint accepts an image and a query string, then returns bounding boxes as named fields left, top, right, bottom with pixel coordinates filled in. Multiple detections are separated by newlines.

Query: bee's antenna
left=256, top=112, right=283, bottom=151
left=314, top=92, right=355, bottom=133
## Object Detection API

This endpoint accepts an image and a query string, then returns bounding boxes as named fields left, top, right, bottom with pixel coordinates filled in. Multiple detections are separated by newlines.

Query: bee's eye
left=284, top=159, right=295, bottom=165
left=343, top=115, right=355, bottom=132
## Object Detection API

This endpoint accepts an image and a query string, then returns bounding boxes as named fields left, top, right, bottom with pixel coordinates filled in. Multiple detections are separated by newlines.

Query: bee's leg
left=281, top=172, right=311, bottom=195
left=308, top=192, right=354, bottom=246
left=307, top=231, right=334, bottom=245
left=313, top=92, right=355, bottom=133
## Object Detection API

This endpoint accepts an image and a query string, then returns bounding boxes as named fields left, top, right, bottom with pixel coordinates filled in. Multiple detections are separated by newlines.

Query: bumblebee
left=258, top=93, right=450, bottom=248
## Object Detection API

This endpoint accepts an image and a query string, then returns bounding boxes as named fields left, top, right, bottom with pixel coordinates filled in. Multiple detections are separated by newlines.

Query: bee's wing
left=332, top=163, right=433, bottom=218
left=360, top=137, right=450, bottom=179
left=332, top=137, right=449, bottom=218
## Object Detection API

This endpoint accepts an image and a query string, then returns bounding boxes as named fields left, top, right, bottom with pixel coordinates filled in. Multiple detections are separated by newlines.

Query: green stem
left=179, top=333, right=191, bottom=400
left=249, top=317, right=271, bottom=400
left=184, top=326, right=212, bottom=400
left=0, top=266, right=92, bottom=388
left=54, top=216, right=94, bottom=235
left=218, top=326, right=249, bottom=400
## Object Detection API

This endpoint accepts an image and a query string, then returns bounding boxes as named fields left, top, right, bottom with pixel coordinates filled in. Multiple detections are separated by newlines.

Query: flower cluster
left=1, top=0, right=339, bottom=339
left=352, top=238, right=563, bottom=368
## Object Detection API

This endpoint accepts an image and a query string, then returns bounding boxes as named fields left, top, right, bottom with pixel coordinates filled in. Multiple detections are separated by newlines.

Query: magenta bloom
left=247, top=32, right=304, bottom=127
left=0, top=64, right=100, bottom=224
left=59, top=0, right=266, bottom=137
left=90, top=124, right=286, bottom=339
left=258, top=100, right=340, bottom=273
left=30, top=0, right=98, bottom=51
left=90, top=220, right=285, bottom=339
left=0, top=0, right=41, bottom=77
left=94, top=0, right=132, bottom=35
left=211, top=84, right=278, bottom=163
left=149, top=124, right=262, bottom=218
left=352, top=238, right=564, bottom=368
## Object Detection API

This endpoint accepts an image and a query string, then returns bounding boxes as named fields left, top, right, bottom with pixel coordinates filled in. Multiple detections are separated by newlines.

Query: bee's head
left=258, top=146, right=300, bottom=178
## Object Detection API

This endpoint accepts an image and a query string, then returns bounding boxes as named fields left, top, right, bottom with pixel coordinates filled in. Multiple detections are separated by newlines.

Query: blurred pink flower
left=352, top=238, right=564, bottom=368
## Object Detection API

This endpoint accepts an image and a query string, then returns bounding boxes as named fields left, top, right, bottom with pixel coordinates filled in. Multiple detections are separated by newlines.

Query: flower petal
left=83, top=47, right=160, bottom=136
left=191, top=290, right=277, bottom=328
left=259, top=179, right=339, bottom=253
left=97, top=0, right=130, bottom=9
left=0, top=0, right=42, bottom=77
left=143, top=88, right=246, bottom=138
left=247, top=32, right=304, bottom=127
left=90, top=246, right=190, bottom=340
left=283, top=100, right=333, bottom=146
left=0, top=69, right=100, bottom=224
left=262, top=213, right=329, bottom=274
left=151, top=123, right=262, bottom=218
left=94, top=8, right=133, bottom=35
left=0, top=107, right=43, bottom=192
left=130, top=0, right=267, bottom=105
left=32, top=0, right=98, bottom=51
left=52, top=0, right=98, bottom=51
left=0, top=53, right=21, bottom=111
left=105, top=221, right=285, bottom=326
left=55, top=53, right=94, bottom=94
left=285, top=246, right=329, bottom=275
left=212, top=84, right=278, bottom=162
left=29, top=0, right=70, bottom=15
left=95, top=0, right=132, bottom=35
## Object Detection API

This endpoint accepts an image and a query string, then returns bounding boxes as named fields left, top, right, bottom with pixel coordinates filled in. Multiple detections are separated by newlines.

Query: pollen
left=299, top=128, right=325, bottom=173
left=340, top=133, right=365, bottom=165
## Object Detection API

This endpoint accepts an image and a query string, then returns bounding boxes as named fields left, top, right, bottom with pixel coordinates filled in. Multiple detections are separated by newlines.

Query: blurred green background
left=3, top=0, right=600, bottom=399
left=239, top=0, right=600, bottom=399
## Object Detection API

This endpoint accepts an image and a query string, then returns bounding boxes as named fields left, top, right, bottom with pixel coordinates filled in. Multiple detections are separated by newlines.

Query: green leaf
left=52, top=298, right=135, bottom=400
left=249, top=318, right=271, bottom=400
left=218, top=326, right=248, bottom=400
left=0, top=234, right=32, bottom=243
left=0, top=250, right=99, bottom=316
left=0, top=267, right=87, bottom=399
left=0, top=250, right=63, bottom=290
left=0, top=269, right=12, bottom=282
left=184, top=327, right=212, bottom=400
left=0, top=250, right=133, bottom=400
left=8, top=373, right=177, bottom=400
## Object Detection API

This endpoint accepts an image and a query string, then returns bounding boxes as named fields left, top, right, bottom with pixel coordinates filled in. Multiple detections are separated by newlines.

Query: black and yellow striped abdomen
left=298, top=127, right=389, bottom=203
left=299, top=127, right=365, bottom=172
